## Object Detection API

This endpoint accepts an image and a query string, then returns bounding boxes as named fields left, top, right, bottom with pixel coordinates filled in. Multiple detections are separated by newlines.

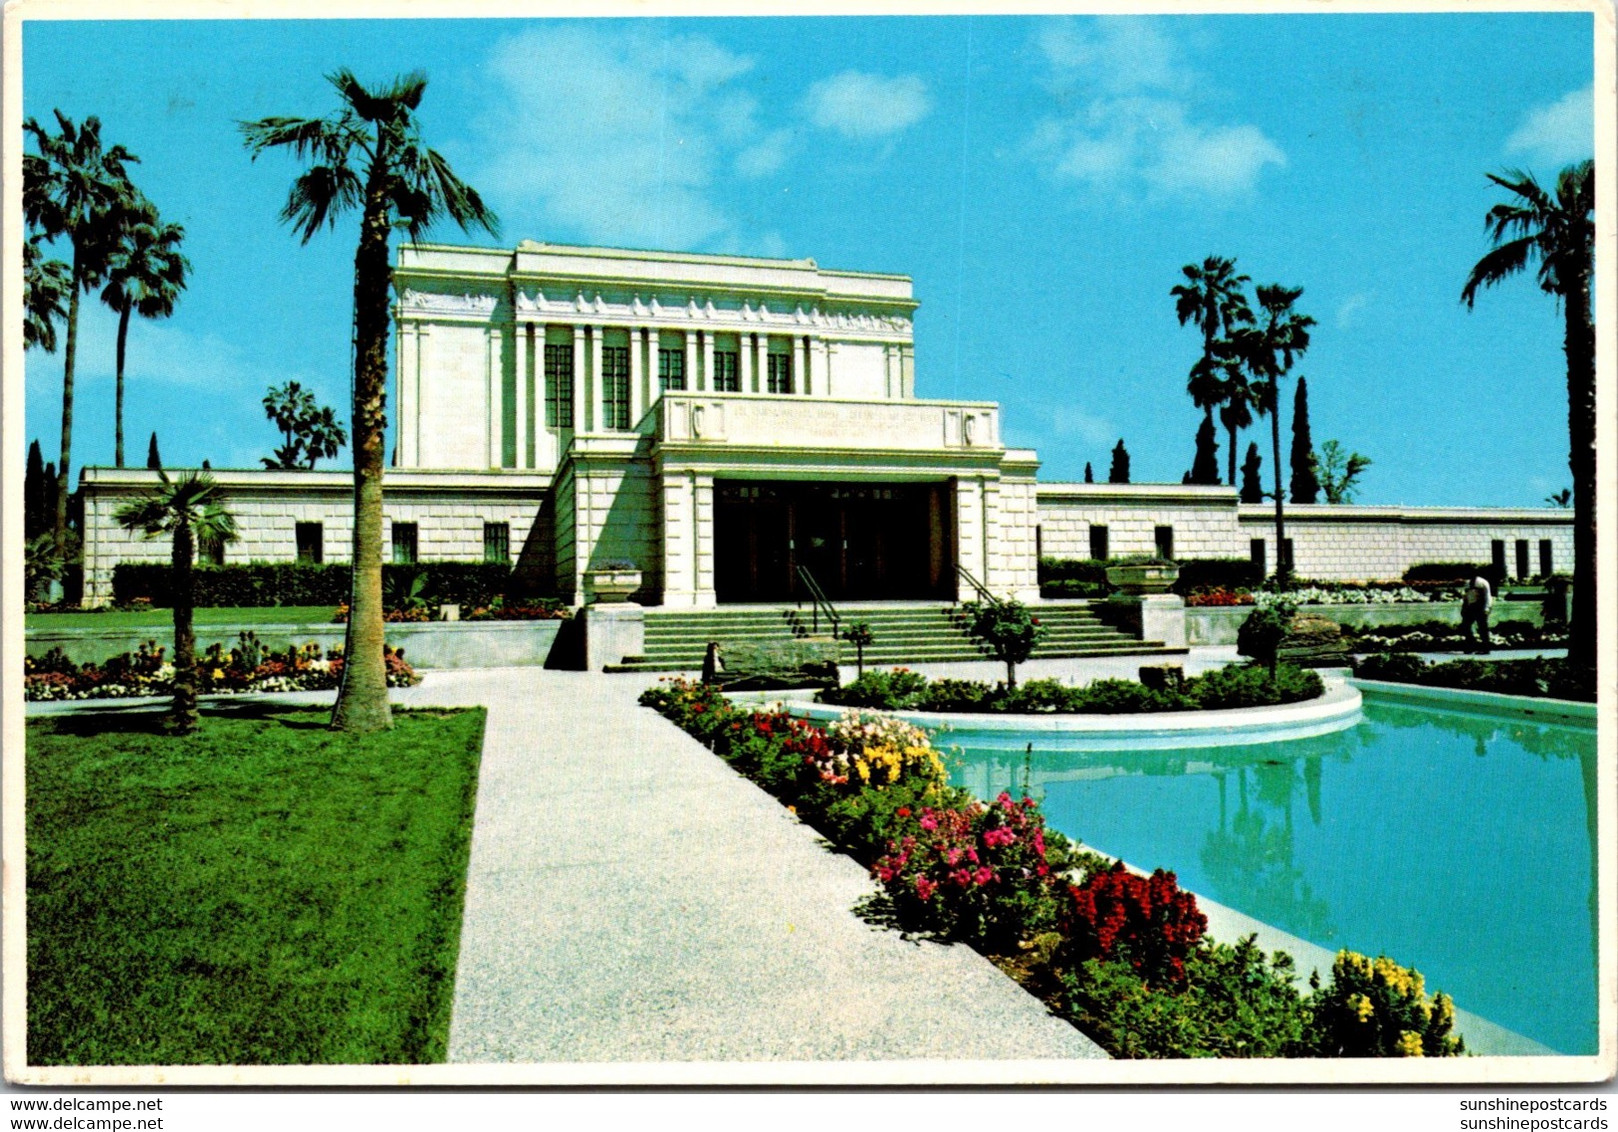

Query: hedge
left=112, top=562, right=519, bottom=609
left=1175, top=558, right=1263, bottom=594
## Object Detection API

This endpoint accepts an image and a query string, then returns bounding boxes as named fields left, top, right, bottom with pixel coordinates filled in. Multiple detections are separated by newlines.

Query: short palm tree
left=24, top=111, right=139, bottom=545
left=24, top=235, right=72, bottom=354
left=101, top=197, right=190, bottom=468
left=114, top=471, right=237, bottom=734
left=1463, top=160, right=1594, bottom=669
left=241, top=69, right=498, bottom=732
left=1235, top=285, right=1315, bottom=587
left=1172, top=256, right=1253, bottom=486
left=1217, top=346, right=1257, bottom=489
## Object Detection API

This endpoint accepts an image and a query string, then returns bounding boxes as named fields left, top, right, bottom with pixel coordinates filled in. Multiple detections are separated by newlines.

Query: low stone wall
left=25, top=619, right=563, bottom=669
left=1186, top=600, right=1547, bottom=646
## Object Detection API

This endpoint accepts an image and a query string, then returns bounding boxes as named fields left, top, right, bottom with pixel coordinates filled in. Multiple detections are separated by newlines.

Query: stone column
left=571, top=325, right=586, bottom=436
left=693, top=473, right=716, bottom=607
left=809, top=337, right=830, bottom=398
left=794, top=335, right=809, bottom=396
left=661, top=473, right=694, bottom=606
left=754, top=332, right=767, bottom=393
left=589, top=326, right=605, bottom=434
left=627, top=325, right=644, bottom=428
left=683, top=331, right=698, bottom=395
left=486, top=325, right=501, bottom=468
left=514, top=322, right=530, bottom=469
left=639, top=327, right=654, bottom=414
left=396, top=322, right=418, bottom=466
left=740, top=331, right=754, bottom=392
left=700, top=331, right=714, bottom=394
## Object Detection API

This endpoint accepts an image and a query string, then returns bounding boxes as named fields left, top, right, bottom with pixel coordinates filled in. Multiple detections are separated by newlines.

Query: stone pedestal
left=1136, top=593, right=1188, bottom=648
left=584, top=603, right=645, bottom=672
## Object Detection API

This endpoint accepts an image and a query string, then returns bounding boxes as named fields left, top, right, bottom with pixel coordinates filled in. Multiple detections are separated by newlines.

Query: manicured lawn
left=27, top=606, right=339, bottom=631
left=26, top=704, right=485, bottom=1065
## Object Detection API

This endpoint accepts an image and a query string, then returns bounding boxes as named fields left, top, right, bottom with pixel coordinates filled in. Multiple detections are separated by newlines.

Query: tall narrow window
left=295, top=521, right=323, bottom=565
left=544, top=343, right=574, bottom=428
left=1281, top=538, right=1295, bottom=573
left=1491, top=539, right=1507, bottom=578
left=658, top=347, right=686, bottom=392
left=484, top=522, right=511, bottom=565
left=1089, top=524, right=1109, bottom=561
left=1539, top=539, right=1554, bottom=577
left=767, top=352, right=793, bottom=394
left=391, top=521, right=418, bottom=565
left=712, top=350, right=740, bottom=392
left=1250, top=538, right=1267, bottom=577
left=602, top=345, right=630, bottom=430
left=1515, top=538, right=1530, bottom=581
left=1154, top=525, right=1175, bottom=561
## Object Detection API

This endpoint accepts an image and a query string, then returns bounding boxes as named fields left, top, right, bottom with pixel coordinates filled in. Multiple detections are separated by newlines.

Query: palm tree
left=1235, top=285, right=1315, bottom=587
left=24, top=111, right=139, bottom=546
left=241, top=69, right=498, bottom=732
left=1217, top=346, right=1258, bottom=490
left=114, top=471, right=237, bottom=734
left=1463, top=161, right=1595, bottom=669
left=24, top=235, right=72, bottom=354
left=1172, top=256, right=1253, bottom=486
left=101, top=197, right=190, bottom=468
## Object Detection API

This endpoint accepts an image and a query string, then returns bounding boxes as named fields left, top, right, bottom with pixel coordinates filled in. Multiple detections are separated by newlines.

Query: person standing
left=1460, top=571, right=1493, bottom=654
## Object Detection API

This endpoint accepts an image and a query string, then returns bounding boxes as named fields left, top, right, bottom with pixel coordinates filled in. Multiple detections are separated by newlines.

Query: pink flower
left=915, top=877, right=937, bottom=901
left=919, top=815, right=938, bottom=832
left=974, top=867, right=994, bottom=886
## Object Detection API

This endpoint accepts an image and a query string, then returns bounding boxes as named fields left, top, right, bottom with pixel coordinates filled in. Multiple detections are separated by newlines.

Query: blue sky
left=21, top=12, right=1595, bottom=505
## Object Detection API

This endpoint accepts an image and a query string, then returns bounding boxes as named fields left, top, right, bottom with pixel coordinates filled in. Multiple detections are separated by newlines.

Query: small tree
left=1108, top=439, right=1131, bottom=484
left=1289, top=377, right=1320, bottom=503
left=1084, top=462, right=1094, bottom=484
left=25, top=440, right=48, bottom=541
left=961, top=597, right=1046, bottom=688
left=114, top=471, right=237, bottom=733
left=1318, top=439, right=1373, bottom=504
left=1237, top=600, right=1294, bottom=680
left=1239, top=442, right=1265, bottom=503
left=262, top=381, right=347, bottom=469
left=146, top=432, right=161, bottom=469
left=842, top=620, right=874, bottom=678
left=1188, top=414, right=1221, bottom=485
left=1545, top=487, right=1572, bottom=507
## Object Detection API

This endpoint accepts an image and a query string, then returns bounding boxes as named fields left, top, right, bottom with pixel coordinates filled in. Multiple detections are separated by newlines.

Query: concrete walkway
left=388, top=669, right=1104, bottom=1064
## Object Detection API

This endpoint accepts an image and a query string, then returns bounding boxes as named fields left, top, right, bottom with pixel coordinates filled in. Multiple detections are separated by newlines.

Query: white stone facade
left=73, top=240, right=1574, bottom=608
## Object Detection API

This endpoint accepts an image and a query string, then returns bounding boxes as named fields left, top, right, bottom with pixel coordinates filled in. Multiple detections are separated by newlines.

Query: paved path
left=389, top=669, right=1104, bottom=1064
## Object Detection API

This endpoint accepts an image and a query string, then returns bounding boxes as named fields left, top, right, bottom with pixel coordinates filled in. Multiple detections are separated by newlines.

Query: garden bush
left=112, top=561, right=519, bottom=609
left=1305, top=951, right=1464, bottom=1057
left=1038, top=557, right=1110, bottom=599
left=1353, top=653, right=1595, bottom=702
left=1175, top=558, right=1264, bottom=595
left=1058, top=862, right=1207, bottom=988
left=819, top=667, right=930, bottom=709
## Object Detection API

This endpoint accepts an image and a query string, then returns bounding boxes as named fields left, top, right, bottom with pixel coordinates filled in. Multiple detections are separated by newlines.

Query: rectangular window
left=391, top=521, right=418, bottom=565
left=658, top=347, right=686, bottom=392
left=601, top=345, right=630, bottom=430
left=1491, top=539, right=1507, bottom=578
left=295, top=521, right=323, bottom=565
left=1540, top=539, right=1554, bottom=577
left=1281, top=538, right=1295, bottom=572
left=1515, top=538, right=1530, bottom=581
left=545, top=343, right=574, bottom=428
left=712, top=350, right=740, bottom=392
left=484, top=521, right=511, bottom=565
left=1250, top=538, right=1267, bottom=577
left=1154, top=525, right=1175, bottom=562
left=1089, top=524, right=1109, bottom=561
left=767, top=352, right=793, bottom=394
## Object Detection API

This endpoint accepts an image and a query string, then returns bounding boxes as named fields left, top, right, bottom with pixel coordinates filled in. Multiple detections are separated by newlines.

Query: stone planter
left=1105, top=563, right=1180, bottom=595
left=585, top=567, right=642, bottom=604
left=438, top=603, right=461, bottom=622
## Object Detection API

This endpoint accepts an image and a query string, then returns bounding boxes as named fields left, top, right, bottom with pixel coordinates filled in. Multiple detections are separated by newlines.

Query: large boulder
left=1278, top=614, right=1351, bottom=667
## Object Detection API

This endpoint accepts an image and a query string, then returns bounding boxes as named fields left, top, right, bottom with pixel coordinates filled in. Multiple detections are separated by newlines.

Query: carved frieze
left=398, top=289, right=499, bottom=316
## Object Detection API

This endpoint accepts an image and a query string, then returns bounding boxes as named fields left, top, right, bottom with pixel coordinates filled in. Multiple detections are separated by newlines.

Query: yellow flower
left=211, top=668, right=225, bottom=680
left=1395, top=1031, right=1424, bottom=1057
left=1351, top=993, right=1375, bottom=1023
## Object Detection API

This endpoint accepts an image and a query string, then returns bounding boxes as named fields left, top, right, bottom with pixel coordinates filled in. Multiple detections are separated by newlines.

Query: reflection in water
left=947, top=700, right=1598, bottom=1055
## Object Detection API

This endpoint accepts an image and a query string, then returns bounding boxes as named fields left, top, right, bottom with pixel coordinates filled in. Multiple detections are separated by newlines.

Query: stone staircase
left=602, top=601, right=1186, bottom=674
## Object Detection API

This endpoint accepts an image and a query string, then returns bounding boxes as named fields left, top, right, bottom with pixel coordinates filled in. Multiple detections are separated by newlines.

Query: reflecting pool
left=948, top=697, right=1599, bottom=1055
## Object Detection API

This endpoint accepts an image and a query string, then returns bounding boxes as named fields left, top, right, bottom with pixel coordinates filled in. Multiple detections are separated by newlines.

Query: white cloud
left=1029, top=17, right=1284, bottom=201
left=1505, top=86, right=1593, bottom=168
left=473, top=25, right=788, bottom=251
left=804, top=71, right=932, bottom=139
left=1335, top=292, right=1370, bottom=330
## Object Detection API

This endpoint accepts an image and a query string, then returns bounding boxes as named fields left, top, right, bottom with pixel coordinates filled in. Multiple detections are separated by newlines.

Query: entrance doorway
left=714, top=480, right=954, bottom=602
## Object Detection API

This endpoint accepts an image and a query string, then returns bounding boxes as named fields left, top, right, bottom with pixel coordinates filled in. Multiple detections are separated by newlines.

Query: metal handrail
left=954, top=564, right=995, bottom=605
left=795, top=566, right=841, bottom=636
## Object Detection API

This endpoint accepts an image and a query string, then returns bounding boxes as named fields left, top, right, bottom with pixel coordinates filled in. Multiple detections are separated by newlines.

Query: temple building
left=78, top=240, right=1573, bottom=609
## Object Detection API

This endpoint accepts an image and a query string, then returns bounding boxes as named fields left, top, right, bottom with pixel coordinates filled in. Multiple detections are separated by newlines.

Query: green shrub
left=959, top=597, right=1047, bottom=687
left=1237, top=601, right=1296, bottom=676
left=1188, top=663, right=1323, bottom=710
left=818, top=667, right=929, bottom=709
left=1353, top=653, right=1595, bottom=703
left=1305, top=951, right=1463, bottom=1057
left=1038, top=557, right=1110, bottom=584
left=112, top=561, right=517, bottom=608
left=1072, top=678, right=1193, bottom=714
left=913, top=678, right=993, bottom=712
left=1174, top=558, right=1264, bottom=595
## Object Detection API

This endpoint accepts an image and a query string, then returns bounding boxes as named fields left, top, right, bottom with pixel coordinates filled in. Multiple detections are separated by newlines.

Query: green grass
left=27, top=606, right=339, bottom=631
left=26, top=704, right=486, bottom=1065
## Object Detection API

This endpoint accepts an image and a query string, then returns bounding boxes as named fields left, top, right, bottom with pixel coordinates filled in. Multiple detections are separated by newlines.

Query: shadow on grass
left=33, top=698, right=333, bottom=739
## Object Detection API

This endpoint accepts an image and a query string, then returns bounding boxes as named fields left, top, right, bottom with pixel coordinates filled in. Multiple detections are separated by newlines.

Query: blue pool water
left=948, top=697, right=1599, bottom=1055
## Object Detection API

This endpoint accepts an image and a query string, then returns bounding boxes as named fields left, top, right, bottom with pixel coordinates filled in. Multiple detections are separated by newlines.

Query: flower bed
left=1353, top=653, right=1594, bottom=703
left=818, top=663, right=1324, bottom=715
left=24, top=634, right=420, bottom=702
left=1346, top=619, right=1564, bottom=653
left=639, top=678, right=1463, bottom=1059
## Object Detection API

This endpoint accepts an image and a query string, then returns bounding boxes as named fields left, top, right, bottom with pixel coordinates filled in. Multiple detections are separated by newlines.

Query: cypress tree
left=25, top=440, right=45, bottom=540
left=1290, top=376, right=1320, bottom=503
left=1084, top=462, right=1094, bottom=484
left=1240, top=442, right=1265, bottom=503
left=1189, top=414, right=1221, bottom=485
left=146, top=432, right=161, bottom=470
left=1108, top=439, right=1130, bottom=484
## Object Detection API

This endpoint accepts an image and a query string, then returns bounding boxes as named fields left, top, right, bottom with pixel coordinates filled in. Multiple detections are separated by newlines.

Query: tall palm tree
left=101, top=197, right=190, bottom=468
left=114, top=471, right=237, bottom=734
left=1217, top=344, right=1258, bottom=490
left=1463, top=161, right=1595, bottom=669
left=23, top=235, right=71, bottom=354
left=1235, top=285, right=1315, bottom=587
left=241, top=69, right=498, bottom=733
left=24, top=111, right=139, bottom=547
left=1172, top=256, right=1253, bottom=486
